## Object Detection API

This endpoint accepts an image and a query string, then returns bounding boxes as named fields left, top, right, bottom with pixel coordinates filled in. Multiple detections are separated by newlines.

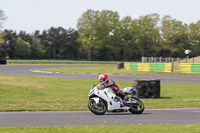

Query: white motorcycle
left=88, top=84, right=144, bottom=115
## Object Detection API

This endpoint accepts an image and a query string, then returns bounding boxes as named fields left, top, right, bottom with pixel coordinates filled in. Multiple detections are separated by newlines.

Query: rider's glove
left=100, top=83, right=104, bottom=85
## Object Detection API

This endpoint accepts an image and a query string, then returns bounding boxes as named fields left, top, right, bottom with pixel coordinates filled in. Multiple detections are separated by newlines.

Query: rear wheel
left=88, top=98, right=107, bottom=115
left=128, top=97, right=144, bottom=114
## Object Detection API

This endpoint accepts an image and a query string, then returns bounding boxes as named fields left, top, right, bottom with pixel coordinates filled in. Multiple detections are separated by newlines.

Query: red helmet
left=98, top=74, right=108, bottom=83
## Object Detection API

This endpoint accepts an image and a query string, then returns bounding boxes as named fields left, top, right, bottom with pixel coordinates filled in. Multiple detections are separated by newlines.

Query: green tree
left=0, top=10, right=6, bottom=29
left=131, top=13, right=160, bottom=58
left=0, top=32, right=7, bottom=58
left=160, top=15, right=189, bottom=57
left=31, top=31, right=45, bottom=58
left=77, top=9, right=120, bottom=60
left=18, top=31, right=32, bottom=44
left=93, top=10, right=120, bottom=60
left=61, top=28, right=81, bottom=59
left=0, top=30, right=17, bottom=58
left=189, top=21, right=200, bottom=56
left=114, top=16, right=133, bottom=60
left=0, top=10, right=6, bottom=44
left=15, top=37, right=31, bottom=58
left=77, top=9, right=100, bottom=60
left=40, top=27, right=68, bottom=59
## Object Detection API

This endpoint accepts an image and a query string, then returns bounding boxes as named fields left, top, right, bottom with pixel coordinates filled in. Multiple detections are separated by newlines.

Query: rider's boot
left=123, top=96, right=129, bottom=105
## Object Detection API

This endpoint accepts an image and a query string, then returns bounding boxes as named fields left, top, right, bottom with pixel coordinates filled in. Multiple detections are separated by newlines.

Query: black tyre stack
left=132, top=79, right=160, bottom=98
left=117, top=62, right=124, bottom=69
left=0, top=59, right=7, bottom=65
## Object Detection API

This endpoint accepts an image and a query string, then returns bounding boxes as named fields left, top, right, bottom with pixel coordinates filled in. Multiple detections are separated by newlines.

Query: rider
left=98, top=74, right=129, bottom=103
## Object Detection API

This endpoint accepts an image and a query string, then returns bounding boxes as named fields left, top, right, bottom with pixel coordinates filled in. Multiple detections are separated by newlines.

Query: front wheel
left=88, top=98, right=107, bottom=115
left=129, top=97, right=144, bottom=114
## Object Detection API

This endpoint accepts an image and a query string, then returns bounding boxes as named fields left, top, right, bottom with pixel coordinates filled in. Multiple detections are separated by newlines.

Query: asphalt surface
left=0, top=64, right=200, bottom=84
left=0, top=108, right=200, bottom=126
left=0, top=64, right=200, bottom=126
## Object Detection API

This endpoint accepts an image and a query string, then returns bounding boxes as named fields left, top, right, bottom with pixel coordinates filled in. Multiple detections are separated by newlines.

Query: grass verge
left=0, top=124, right=200, bottom=133
left=34, top=66, right=200, bottom=76
left=0, top=74, right=200, bottom=111
left=7, top=60, right=117, bottom=65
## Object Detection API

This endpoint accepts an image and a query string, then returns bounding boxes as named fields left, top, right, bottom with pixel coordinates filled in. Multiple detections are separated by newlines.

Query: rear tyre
left=129, top=97, right=144, bottom=114
left=88, top=98, right=107, bottom=115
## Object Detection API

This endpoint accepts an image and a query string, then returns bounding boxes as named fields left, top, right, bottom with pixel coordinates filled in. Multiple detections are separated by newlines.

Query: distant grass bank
left=1, top=124, right=200, bottom=133
left=7, top=60, right=118, bottom=65
left=0, top=74, right=200, bottom=111
left=35, top=66, right=200, bottom=76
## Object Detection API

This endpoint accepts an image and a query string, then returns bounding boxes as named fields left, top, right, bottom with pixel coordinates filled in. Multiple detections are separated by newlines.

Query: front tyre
left=129, top=97, right=144, bottom=114
left=88, top=98, right=107, bottom=115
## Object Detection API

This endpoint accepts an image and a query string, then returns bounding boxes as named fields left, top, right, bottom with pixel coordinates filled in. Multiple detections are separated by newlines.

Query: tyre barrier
left=117, top=62, right=124, bottom=69
left=0, top=59, right=7, bottom=65
left=132, top=79, right=160, bottom=98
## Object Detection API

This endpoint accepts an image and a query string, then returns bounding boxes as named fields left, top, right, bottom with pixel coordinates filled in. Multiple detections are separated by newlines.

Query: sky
left=1, top=0, right=200, bottom=33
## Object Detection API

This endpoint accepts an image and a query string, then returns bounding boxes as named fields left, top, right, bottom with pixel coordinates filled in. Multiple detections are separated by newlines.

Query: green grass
left=0, top=124, right=200, bottom=133
left=7, top=60, right=117, bottom=65
left=0, top=74, right=200, bottom=111
left=35, top=66, right=200, bottom=76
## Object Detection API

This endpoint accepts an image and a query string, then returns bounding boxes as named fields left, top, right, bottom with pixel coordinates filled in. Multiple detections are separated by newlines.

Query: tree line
left=0, top=9, right=200, bottom=61
left=0, top=28, right=82, bottom=59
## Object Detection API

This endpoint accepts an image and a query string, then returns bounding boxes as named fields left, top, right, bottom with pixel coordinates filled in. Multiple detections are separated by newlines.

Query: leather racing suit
left=101, top=79, right=128, bottom=100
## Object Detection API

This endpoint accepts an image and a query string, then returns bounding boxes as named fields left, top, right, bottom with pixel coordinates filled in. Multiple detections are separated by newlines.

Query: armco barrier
left=130, top=62, right=137, bottom=70
left=124, top=62, right=130, bottom=70
left=164, top=63, right=172, bottom=72
left=150, top=63, right=165, bottom=72
left=123, top=62, right=200, bottom=73
left=179, top=63, right=200, bottom=73
left=137, top=63, right=150, bottom=71
left=124, top=62, right=172, bottom=72
left=191, top=64, right=200, bottom=73
left=179, top=64, right=192, bottom=73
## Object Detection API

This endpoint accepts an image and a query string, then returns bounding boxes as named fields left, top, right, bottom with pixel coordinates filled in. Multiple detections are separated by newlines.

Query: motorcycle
left=88, top=84, right=144, bottom=115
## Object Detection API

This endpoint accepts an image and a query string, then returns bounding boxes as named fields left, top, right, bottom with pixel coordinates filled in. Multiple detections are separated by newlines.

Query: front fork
left=90, top=98, right=106, bottom=109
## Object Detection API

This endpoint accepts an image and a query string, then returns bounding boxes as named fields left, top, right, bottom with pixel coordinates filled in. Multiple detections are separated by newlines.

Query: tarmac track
left=0, top=108, right=200, bottom=126
left=0, top=64, right=200, bottom=84
left=0, top=64, right=200, bottom=126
